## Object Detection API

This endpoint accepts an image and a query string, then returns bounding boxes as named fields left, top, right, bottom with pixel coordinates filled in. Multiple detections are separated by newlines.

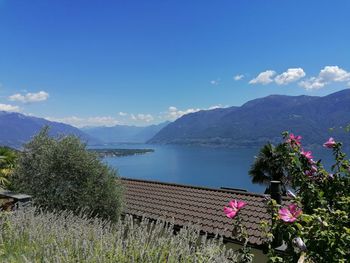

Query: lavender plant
left=0, top=208, right=241, bottom=262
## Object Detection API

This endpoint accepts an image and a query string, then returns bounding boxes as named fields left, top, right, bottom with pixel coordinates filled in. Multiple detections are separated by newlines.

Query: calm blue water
left=97, top=144, right=343, bottom=194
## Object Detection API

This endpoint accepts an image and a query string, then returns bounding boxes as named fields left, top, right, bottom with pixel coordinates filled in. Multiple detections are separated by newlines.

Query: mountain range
left=148, top=89, right=350, bottom=147
left=0, top=112, right=169, bottom=148
left=0, top=111, right=99, bottom=148
left=1, top=89, right=350, bottom=148
left=82, top=121, right=170, bottom=143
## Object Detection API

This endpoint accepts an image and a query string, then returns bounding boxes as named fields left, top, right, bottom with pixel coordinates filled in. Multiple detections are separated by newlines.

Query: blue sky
left=0, top=0, right=350, bottom=127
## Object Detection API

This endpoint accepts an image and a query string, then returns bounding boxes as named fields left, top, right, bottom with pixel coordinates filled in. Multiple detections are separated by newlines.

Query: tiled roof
left=122, top=178, right=283, bottom=247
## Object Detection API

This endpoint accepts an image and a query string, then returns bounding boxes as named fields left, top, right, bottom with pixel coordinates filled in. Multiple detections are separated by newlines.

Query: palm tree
left=0, top=147, right=17, bottom=188
left=249, top=143, right=288, bottom=194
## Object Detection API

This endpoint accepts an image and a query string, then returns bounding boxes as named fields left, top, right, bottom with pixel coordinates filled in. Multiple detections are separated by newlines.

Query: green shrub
left=0, top=146, right=18, bottom=188
left=10, top=127, right=123, bottom=222
left=0, top=208, right=238, bottom=262
left=254, top=133, right=350, bottom=262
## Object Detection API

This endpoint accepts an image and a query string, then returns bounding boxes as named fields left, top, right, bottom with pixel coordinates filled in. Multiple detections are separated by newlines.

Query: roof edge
left=121, top=177, right=267, bottom=198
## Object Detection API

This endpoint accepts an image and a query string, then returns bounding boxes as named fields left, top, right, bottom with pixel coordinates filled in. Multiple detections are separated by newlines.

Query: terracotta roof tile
left=122, top=178, right=288, bottom=247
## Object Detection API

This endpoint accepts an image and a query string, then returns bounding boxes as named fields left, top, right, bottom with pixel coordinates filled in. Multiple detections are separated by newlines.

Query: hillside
left=82, top=121, right=170, bottom=143
left=0, top=111, right=98, bottom=148
left=148, top=89, right=350, bottom=147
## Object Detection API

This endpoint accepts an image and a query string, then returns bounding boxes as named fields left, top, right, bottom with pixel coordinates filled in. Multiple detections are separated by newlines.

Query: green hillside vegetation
left=9, top=127, right=123, bottom=222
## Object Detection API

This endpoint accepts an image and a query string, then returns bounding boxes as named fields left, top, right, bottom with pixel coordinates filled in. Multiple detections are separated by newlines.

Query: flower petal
left=236, top=201, right=247, bottom=209
left=288, top=204, right=298, bottom=214
left=229, top=200, right=237, bottom=209
left=224, top=207, right=237, bottom=218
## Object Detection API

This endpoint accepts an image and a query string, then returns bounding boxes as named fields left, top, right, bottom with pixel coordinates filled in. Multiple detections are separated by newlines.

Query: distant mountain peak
left=82, top=121, right=171, bottom=143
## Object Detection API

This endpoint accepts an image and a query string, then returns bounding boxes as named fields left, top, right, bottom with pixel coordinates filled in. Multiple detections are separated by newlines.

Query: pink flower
left=323, top=137, right=336, bottom=148
left=224, top=200, right=247, bottom=219
left=287, top=133, right=302, bottom=146
left=301, top=149, right=313, bottom=161
left=279, top=204, right=302, bottom=223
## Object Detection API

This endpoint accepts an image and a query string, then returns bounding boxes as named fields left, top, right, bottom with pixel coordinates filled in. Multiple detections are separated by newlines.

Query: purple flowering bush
left=261, top=132, right=350, bottom=262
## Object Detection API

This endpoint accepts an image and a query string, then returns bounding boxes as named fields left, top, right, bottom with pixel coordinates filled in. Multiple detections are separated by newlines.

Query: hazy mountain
left=0, top=111, right=98, bottom=148
left=82, top=121, right=170, bottom=143
left=148, top=89, right=350, bottom=147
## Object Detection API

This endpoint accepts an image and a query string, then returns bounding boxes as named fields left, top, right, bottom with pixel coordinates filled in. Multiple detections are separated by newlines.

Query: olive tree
left=11, top=127, right=123, bottom=222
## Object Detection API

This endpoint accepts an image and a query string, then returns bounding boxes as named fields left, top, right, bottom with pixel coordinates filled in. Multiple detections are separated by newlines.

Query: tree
left=249, top=142, right=290, bottom=194
left=10, top=127, right=123, bottom=222
left=0, top=146, right=17, bottom=188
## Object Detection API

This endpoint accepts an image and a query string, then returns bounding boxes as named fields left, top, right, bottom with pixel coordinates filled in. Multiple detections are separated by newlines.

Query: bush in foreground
left=0, top=208, right=240, bottom=262
left=10, top=127, right=123, bottom=222
left=248, top=133, right=349, bottom=262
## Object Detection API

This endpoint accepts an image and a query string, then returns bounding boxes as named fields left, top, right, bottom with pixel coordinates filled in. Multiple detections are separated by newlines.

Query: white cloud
left=166, top=106, right=201, bottom=119
left=299, top=77, right=326, bottom=90
left=45, top=116, right=120, bottom=128
left=210, top=79, right=220, bottom=86
left=165, top=104, right=224, bottom=120
left=299, top=66, right=350, bottom=90
left=130, top=113, right=154, bottom=122
left=319, top=66, right=350, bottom=82
left=274, top=68, right=306, bottom=85
left=136, top=114, right=154, bottom=122
left=48, top=105, right=226, bottom=127
left=208, top=104, right=222, bottom=110
left=233, top=74, right=244, bottom=81
left=249, top=70, right=276, bottom=85
left=9, top=91, right=49, bottom=103
left=0, top=103, right=20, bottom=112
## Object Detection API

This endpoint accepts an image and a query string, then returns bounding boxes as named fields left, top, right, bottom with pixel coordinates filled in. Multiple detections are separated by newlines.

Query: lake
left=99, top=144, right=342, bottom=194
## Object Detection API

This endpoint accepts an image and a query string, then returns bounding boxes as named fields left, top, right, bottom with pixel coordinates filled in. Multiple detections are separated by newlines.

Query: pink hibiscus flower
left=301, top=149, right=313, bottom=162
left=323, top=137, right=336, bottom=148
left=224, top=199, right=247, bottom=219
left=279, top=204, right=302, bottom=223
left=287, top=133, right=302, bottom=146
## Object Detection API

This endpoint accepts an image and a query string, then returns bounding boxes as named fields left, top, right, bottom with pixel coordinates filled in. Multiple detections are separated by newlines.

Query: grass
left=0, top=208, right=241, bottom=262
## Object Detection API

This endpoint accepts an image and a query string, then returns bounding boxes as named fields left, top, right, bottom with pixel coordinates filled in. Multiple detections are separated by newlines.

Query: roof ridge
left=121, top=177, right=267, bottom=198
